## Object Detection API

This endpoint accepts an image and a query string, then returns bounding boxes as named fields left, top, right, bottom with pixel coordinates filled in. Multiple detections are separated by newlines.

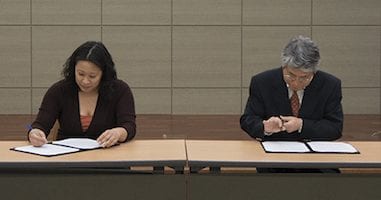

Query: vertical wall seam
left=240, top=0, right=243, bottom=114
left=310, top=0, right=313, bottom=38
left=100, top=0, right=103, bottom=41
left=30, top=0, right=33, bottom=116
left=171, top=0, right=174, bottom=114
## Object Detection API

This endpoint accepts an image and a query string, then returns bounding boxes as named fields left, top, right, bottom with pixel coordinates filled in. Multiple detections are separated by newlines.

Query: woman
left=29, top=41, right=136, bottom=148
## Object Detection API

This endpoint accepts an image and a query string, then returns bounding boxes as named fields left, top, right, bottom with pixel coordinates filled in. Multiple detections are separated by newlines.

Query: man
left=240, top=35, right=343, bottom=172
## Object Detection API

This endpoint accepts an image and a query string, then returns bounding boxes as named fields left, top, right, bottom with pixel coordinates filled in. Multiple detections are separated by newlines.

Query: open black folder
left=11, top=138, right=102, bottom=157
left=261, top=141, right=359, bottom=154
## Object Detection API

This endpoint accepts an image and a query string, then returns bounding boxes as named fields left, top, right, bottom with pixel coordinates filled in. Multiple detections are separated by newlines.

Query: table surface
left=186, top=140, right=381, bottom=168
left=2, top=139, right=381, bottom=169
left=0, top=139, right=186, bottom=168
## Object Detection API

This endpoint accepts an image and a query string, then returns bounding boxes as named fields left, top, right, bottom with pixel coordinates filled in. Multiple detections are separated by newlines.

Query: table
left=1, top=139, right=380, bottom=200
left=186, top=140, right=381, bottom=200
left=0, top=139, right=187, bottom=200
left=186, top=140, right=381, bottom=168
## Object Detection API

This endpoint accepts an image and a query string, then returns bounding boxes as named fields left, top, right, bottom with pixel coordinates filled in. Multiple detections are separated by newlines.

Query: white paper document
left=52, top=138, right=101, bottom=150
left=11, top=138, right=102, bottom=157
left=13, top=144, right=80, bottom=156
left=261, top=141, right=311, bottom=153
left=307, top=141, right=358, bottom=153
left=261, top=141, right=359, bottom=154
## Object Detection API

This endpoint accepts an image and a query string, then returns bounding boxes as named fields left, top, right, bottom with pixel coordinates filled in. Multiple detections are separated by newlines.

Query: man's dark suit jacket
left=240, top=67, right=343, bottom=141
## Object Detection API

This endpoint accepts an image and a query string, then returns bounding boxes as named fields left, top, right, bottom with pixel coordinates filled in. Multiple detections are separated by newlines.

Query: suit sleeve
left=240, top=77, right=266, bottom=139
left=300, top=80, right=343, bottom=141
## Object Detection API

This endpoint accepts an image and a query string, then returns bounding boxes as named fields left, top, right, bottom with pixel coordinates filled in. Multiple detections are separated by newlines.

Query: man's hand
left=280, top=116, right=303, bottom=133
left=263, top=116, right=285, bottom=134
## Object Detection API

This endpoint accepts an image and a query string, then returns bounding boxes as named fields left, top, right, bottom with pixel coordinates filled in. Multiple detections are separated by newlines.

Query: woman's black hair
left=62, top=41, right=117, bottom=98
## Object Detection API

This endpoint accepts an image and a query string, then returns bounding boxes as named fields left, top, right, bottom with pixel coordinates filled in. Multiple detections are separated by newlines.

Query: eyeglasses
left=284, top=74, right=313, bottom=83
left=283, top=68, right=314, bottom=83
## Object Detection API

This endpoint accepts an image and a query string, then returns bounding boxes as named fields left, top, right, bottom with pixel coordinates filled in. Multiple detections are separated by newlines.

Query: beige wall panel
left=132, top=88, right=171, bottom=114
left=32, top=26, right=101, bottom=87
left=173, top=26, right=241, bottom=87
left=103, top=0, right=171, bottom=25
left=173, top=89, right=241, bottom=114
left=342, top=88, right=380, bottom=114
left=173, top=0, right=241, bottom=25
left=242, top=26, right=311, bottom=87
left=0, top=26, right=30, bottom=87
left=0, top=0, right=30, bottom=24
left=32, top=0, right=101, bottom=24
left=0, top=89, right=30, bottom=114
left=32, top=88, right=47, bottom=114
left=313, top=26, right=380, bottom=87
left=313, top=0, right=381, bottom=25
left=103, top=26, right=171, bottom=87
left=243, top=0, right=311, bottom=25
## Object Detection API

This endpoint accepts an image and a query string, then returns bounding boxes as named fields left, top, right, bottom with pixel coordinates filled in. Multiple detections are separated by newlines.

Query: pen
left=278, top=116, right=286, bottom=131
left=26, top=124, right=33, bottom=132
left=278, top=116, right=285, bottom=126
left=27, top=124, right=49, bottom=144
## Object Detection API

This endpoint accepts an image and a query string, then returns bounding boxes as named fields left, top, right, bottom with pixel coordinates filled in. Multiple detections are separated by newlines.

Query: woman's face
left=75, top=60, right=103, bottom=93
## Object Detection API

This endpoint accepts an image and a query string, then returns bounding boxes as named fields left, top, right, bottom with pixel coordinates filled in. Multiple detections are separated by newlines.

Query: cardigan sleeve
left=115, top=81, right=136, bottom=141
left=30, top=82, right=63, bottom=137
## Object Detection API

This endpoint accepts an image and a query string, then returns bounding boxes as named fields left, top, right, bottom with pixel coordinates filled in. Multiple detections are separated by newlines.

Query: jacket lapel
left=299, top=71, right=321, bottom=117
left=271, top=68, right=293, bottom=115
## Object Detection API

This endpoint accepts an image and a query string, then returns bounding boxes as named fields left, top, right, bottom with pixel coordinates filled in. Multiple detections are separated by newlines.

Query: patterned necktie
left=290, top=90, right=300, bottom=117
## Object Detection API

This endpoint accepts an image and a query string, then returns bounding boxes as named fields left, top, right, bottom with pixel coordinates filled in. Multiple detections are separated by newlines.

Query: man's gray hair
left=281, top=35, right=320, bottom=72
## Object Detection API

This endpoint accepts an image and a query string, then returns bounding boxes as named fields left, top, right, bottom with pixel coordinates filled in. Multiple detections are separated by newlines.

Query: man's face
left=283, top=66, right=314, bottom=91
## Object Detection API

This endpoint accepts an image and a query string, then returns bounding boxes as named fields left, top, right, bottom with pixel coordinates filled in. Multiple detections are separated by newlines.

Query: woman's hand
left=97, top=127, right=127, bottom=148
left=29, top=129, right=48, bottom=147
